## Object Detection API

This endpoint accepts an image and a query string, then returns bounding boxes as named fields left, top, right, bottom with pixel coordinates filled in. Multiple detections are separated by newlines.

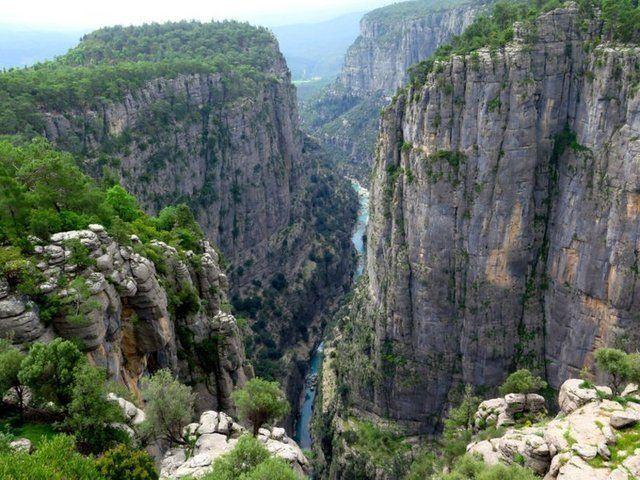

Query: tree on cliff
left=232, top=378, right=289, bottom=436
left=18, top=338, right=86, bottom=408
left=140, top=369, right=195, bottom=445
left=498, top=369, right=547, bottom=396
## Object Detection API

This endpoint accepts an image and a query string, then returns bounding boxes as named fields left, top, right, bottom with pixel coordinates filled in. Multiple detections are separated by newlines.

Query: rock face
left=0, top=226, right=250, bottom=411
left=302, top=0, right=482, bottom=182
left=469, top=379, right=640, bottom=479
left=337, top=4, right=640, bottom=434
left=160, top=410, right=310, bottom=479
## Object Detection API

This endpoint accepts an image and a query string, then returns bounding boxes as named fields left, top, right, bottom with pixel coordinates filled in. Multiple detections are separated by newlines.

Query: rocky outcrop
left=336, top=3, right=640, bottom=434
left=160, top=410, right=310, bottom=479
left=474, top=392, right=546, bottom=429
left=469, top=379, right=640, bottom=479
left=302, top=1, right=482, bottom=182
left=0, top=226, right=250, bottom=411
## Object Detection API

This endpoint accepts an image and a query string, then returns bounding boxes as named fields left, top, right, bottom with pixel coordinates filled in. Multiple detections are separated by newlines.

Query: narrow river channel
left=294, top=179, right=370, bottom=450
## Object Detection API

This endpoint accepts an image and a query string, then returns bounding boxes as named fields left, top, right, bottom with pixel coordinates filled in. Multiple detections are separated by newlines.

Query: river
left=294, top=179, right=370, bottom=450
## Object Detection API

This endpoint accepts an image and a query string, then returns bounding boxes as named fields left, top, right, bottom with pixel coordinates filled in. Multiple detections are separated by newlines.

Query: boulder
left=9, top=438, right=31, bottom=453
left=610, top=409, right=640, bottom=429
left=558, top=379, right=612, bottom=414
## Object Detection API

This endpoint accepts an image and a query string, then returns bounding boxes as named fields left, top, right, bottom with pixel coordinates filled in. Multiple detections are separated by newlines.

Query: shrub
left=140, top=369, right=194, bottom=445
left=202, top=435, right=270, bottom=479
left=243, top=457, right=300, bottom=479
left=0, top=434, right=100, bottom=479
left=96, top=444, right=158, bottom=480
left=232, top=378, right=290, bottom=436
left=595, top=348, right=630, bottom=395
left=498, top=369, right=547, bottom=396
left=441, top=455, right=538, bottom=480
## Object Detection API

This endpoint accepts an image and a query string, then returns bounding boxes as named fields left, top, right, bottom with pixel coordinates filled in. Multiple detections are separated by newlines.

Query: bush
left=202, top=435, right=270, bottom=479
left=595, top=348, right=631, bottom=395
left=243, top=457, right=300, bottom=480
left=498, top=369, right=547, bottom=396
left=232, top=378, right=289, bottom=436
left=441, top=455, right=538, bottom=480
left=140, top=369, right=194, bottom=445
left=0, top=434, right=100, bottom=479
left=96, top=444, right=158, bottom=480
left=202, top=435, right=300, bottom=480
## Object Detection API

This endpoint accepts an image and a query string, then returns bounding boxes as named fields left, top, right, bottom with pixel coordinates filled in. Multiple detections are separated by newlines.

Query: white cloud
left=0, top=0, right=396, bottom=29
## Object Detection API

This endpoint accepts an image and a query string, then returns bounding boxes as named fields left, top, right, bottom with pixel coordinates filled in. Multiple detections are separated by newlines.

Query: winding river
left=294, top=179, right=370, bottom=450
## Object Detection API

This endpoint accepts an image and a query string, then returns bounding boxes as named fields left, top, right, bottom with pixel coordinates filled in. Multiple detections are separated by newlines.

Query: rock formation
left=0, top=225, right=250, bottom=411
left=160, top=410, right=310, bottom=479
left=302, top=0, right=483, bottom=181
left=469, top=379, right=640, bottom=479
left=334, top=2, right=640, bottom=435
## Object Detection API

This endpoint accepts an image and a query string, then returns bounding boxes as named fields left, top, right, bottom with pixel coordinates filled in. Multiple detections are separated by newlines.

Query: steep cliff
left=331, top=1, right=640, bottom=439
left=302, top=0, right=483, bottom=182
left=0, top=225, right=250, bottom=413
left=0, top=21, right=357, bottom=409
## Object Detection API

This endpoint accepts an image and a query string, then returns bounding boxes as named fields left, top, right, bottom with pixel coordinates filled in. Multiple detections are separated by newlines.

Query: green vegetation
left=0, top=21, right=279, bottom=136
left=202, top=435, right=300, bottom=480
left=594, top=347, right=640, bottom=395
left=498, top=369, right=547, bottom=396
left=232, top=378, right=290, bottom=436
left=0, top=137, right=203, bottom=249
left=438, top=454, right=539, bottom=479
left=365, top=0, right=471, bottom=25
left=139, top=369, right=195, bottom=446
left=408, top=0, right=640, bottom=87
left=1, top=339, right=126, bottom=454
left=0, top=435, right=101, bottom=480
left=96, top=445, right=158, bottom=480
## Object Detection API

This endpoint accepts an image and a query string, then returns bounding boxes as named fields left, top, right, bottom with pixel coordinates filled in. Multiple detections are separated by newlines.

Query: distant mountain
left=271, top=12, right=363, bottom=82
left=0, top=25, right=86, bottom=68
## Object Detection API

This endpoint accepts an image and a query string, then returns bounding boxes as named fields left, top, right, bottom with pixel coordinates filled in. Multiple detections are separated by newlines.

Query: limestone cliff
left=334, top=3, right=640, bottom=435
left=0, top=226, right=250, bottom=413
left=302, top=0, right=483, bottom=182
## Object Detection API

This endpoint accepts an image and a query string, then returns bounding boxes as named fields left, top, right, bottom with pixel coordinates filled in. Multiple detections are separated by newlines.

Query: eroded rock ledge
left=0, top=225, right=251, bottom=411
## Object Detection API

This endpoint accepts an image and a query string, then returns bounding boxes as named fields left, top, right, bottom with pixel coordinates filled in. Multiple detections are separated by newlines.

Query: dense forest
left=0, top=21, right=281, bottom=136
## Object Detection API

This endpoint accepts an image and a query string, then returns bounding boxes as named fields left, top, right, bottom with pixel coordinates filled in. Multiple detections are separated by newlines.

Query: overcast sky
left=1, top=0, right=397, bottom=29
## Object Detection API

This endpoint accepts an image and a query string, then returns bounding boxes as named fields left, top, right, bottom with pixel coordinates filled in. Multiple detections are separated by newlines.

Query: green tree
left=0, top=340, right=27, bottom=417
left=232, top=378, right=290, bottom=436
left=498, top=369, right=547, bottom=396
left=595, top=348, right=630, bottom=395
left=105, top=185, right=142, bottom=222
left=140, top=369, right=194, bottom=445
left=18, top=338, right=86, bottom=409
left=96, top=444, right=158, bottom=480
left=65, top=363, right=126, bottom=453
left=441, top=385, right=481, bottom=465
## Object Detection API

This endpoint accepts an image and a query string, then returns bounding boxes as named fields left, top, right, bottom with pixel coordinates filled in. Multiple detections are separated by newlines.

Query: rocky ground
left=469, top=379, right=640, bottom=479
